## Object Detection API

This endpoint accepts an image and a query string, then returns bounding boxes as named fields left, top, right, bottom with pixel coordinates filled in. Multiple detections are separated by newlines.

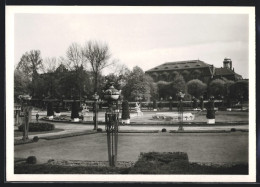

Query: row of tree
left=14, top=40, right=248, bottom=103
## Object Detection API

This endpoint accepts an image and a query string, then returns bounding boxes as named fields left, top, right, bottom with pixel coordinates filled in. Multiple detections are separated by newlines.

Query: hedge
left=18, top=122, right=55, bottom=132
left=129, top=152, right=189, bottom=174
left=121, top=100, right=130, bottom=120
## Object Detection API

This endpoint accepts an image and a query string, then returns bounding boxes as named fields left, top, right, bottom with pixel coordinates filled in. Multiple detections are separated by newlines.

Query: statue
left=134, top=102, right=143, bottom=116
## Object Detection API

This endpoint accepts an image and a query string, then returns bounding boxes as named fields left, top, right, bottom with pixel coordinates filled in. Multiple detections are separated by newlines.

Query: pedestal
left=55, top=113, right=60, bottom=117
left=121, top=119, right=130, bottom=124
left=48, top=115, right=53, bottom=120
left=72, top=118, right=79, bottom=122
left=207, top=119, right=215, bottom=124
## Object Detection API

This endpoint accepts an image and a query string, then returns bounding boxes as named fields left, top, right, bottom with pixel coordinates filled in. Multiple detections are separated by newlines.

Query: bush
left=231, top=128, right=236, bottom=132
left=129, top=152, right=189, bottom=174
left=121, top=100, right=130, bottom=120
left=55, top=104, right=60, bottom=113
left=47, top=102, right=54, bottom=116
left=33, top=136, right=39, bottom=142
left=71, top=101, right=79, bottom=119
left=162, top=128, right=167, bottom=132
left=153, top=100, right=157, bottom=109
left=97, top=128, right=103, bottom=132
left=18, top=122, right=55, bottom=132
left=26, top=156, right=37, bottom=164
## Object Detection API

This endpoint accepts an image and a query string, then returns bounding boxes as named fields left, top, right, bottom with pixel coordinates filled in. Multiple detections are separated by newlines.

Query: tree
left=47, top=102, right=54, bottom=117
left=208, top=79, right=225, bottom=98
left=14, top=69, right=30, bottom=101
left=16, top=50, right=44, bottom=78
left=187, top=79, right=207, bottom=98
left=83, top=40, right=112, bottom=92
left=169, top=74, right=186, bottom=100
left=43, top=57, right=57, bottom=73
left=16, top=50, right=44, bottom=96
left=122, top=66, right=156, bottom=101
left=229, top=80, right=249, bottom=101
left=66, top=43, right=88, bottom=102
left=71, top=101, right=79, bottom=119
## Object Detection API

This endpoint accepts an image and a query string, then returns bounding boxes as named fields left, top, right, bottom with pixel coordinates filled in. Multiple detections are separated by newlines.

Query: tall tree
left=16, top=50, right=44, bottom=97
left=16, top=50, right=43, bottom=78
left=14, top=69, right=30, bottom=101
left=66, top=43, right=88, bottom=101
left=83, top=40, right=112, bottom=92
left=122, top=66, right=156, bottom=101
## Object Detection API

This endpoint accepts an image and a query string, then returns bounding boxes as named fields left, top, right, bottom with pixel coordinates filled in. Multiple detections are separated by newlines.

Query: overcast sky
left=14, top=13, right=249, bottom=78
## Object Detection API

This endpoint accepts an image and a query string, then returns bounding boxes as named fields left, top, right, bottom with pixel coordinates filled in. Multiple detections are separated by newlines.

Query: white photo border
left=5, top=6, right=256, bottom=182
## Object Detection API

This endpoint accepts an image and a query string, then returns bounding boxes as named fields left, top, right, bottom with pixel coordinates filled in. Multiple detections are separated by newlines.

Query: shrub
left=153, top=100, right=157, bottom=109
left=121, top=100, right=130, bottom=120
left=26, top=156, right=37, bottom=164
left=71, top=101, right=79, bottom=119
left=231, top=128, right=236, bottom=132
left=129, top=152, right=189, bottom=174
left=47, top=102, right=54, bottom=116
left=97, top=128, right=103, bottom=132
left=33, top=136, right=39, bottom=142
left=55, top=104, right=60, bottom=113
left=162, top=128, right=167, bottom=132
left=18, top=122, right=55, bottom=132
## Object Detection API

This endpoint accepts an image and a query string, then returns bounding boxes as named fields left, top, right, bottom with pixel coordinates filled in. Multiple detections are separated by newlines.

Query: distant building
left=145, top=58, right=243, bottom=83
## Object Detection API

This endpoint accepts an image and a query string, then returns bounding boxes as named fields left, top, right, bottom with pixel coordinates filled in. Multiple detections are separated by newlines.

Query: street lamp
left=103, top=82, right=121, bottom=167
left=92, top=92, right=99, bottom=130
left=177, top=91, right=185, bottom=131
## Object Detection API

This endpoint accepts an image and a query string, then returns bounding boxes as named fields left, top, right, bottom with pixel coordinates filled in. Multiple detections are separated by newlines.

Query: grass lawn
left=15, top=132, right=248, bottom=163
left=14, top=128, right=64, bottom=137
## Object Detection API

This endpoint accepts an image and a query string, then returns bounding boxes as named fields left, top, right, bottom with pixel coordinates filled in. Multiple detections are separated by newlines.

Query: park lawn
left=14, top=128, right=64, bottom=137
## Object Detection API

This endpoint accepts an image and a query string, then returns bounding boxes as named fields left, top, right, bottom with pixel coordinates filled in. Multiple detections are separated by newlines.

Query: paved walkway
left=14, top=120, right=248, bottom=140
left=14, top=110, right=248, bottom=140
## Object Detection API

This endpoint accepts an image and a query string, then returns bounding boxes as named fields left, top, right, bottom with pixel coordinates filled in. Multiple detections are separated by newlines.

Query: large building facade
left=145, top=58, right=243, bottom=84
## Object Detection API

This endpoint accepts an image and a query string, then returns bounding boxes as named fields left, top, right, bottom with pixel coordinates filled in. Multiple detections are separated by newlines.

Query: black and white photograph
left=5, top=6, right=256, bottom=182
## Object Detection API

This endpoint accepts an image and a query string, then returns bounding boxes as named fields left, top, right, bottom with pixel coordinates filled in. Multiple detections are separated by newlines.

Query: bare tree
left=82, top=40, right=112, bottom=92
left=66, top=42, right=86, bottom=70
left=43, top=57, right=57, bottom=73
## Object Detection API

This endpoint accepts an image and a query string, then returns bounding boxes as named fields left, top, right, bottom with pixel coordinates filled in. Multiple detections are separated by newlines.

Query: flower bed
left=152, top=112, right=195, bottom=121
left=18, top=122, right=55, bottom=132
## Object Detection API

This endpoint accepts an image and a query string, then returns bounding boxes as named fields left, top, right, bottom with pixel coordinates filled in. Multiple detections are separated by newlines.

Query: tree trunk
left=94, top=73, right=98, bottom=93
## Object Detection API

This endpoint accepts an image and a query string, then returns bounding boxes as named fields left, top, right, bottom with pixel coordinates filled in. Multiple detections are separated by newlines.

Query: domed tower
left=223, top=58, right=232, bottom=69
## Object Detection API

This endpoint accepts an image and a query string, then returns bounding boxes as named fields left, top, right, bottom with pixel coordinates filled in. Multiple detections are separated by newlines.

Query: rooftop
left=146, top=60, right=212, bottom=72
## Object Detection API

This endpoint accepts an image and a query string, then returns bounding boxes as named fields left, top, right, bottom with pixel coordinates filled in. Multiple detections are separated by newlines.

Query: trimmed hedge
left=26, top=156, right=37, bottom=164
left=129, top=152, right=189, bottom=174
left=47, top=102, right=54, bottom=116
left=121, top=100, right=130, bottom=120
left=18, top=122, right=55, bottom=132
left=71, top=101, right=79, bottom=119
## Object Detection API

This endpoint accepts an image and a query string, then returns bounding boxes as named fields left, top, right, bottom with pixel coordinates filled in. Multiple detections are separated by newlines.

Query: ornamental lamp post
left=177, top=91, right=185, bottom=131
left=18, top=95, right=33, bottom=141
left=103, top=82, right=121, bottom=167
left=92, top=92, right=99, bottom=130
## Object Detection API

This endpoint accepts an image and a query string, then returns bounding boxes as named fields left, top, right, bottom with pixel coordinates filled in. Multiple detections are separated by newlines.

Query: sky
left=14, top=13, right=249, bottom=78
